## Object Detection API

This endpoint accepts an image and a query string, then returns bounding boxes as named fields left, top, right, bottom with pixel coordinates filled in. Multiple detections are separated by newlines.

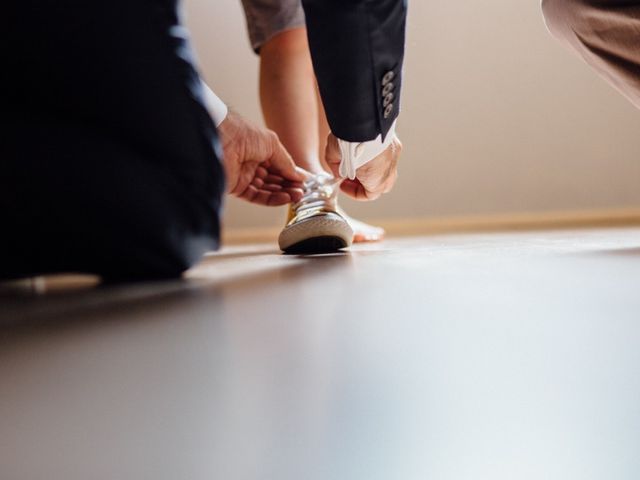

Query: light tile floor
left=1, top=228, right=640, bottom=480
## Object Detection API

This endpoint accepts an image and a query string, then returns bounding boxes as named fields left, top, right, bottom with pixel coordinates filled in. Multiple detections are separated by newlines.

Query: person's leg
left=542, top=0, right=640, bottom=109
left=259, top=28, right=326, bottom=174
left=259, top=31, right=386, bottom=243
left=315, top=82, right=334, bottom=173
left=239, top=0, right=386, bottom=250
left=2, top=0, right=224, bottom=280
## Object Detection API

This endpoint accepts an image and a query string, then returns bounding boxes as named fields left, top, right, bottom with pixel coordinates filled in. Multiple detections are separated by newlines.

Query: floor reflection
left=0, top=247, right=354, bottom=331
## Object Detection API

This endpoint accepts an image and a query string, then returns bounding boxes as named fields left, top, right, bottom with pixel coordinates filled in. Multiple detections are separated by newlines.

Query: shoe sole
left=282, top=236, right=349, bottom=255
left=279, top=215, right=353, bottom=254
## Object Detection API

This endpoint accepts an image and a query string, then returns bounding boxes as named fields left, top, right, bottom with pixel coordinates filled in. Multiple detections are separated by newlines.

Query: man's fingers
left=340, top=136, right=402, bottom=201
left=285, top=188, right=303, bottom=203
left=340, top=179, right=381, bottom=201
left=268, top=191, right=296, bottom=206
left=221, top=113, right=306, bottom=207
left=281, top=179, right=305, bottom=189
left=267, top=134, right=306, bottom=183
left=230, top=169, right=254, bottom=197
left=239, top=185, right=295, bottom=206
left=254, top=165, right=269, bottom=180
left=383, top=168, right=398, bottom=193
left=258, top=182, right=283, bottom=192
left=263, top=173, right=285, bottom=184
left=236, top=165, right=304, bottom=205
left=239, top=185, right=267, bottom=205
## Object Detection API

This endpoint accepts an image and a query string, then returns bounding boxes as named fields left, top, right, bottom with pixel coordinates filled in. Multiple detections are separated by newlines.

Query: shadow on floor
left=204, top=247, right=282, bottom=260
left=0, top=252, right=353, bottom=333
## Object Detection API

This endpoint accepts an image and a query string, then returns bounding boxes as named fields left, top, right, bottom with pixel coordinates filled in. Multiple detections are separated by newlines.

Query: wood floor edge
left=222, top=208, right=640, bottom=244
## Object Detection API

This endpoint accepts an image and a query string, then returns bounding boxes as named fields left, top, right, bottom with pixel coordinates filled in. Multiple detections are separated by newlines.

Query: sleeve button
left=383, top=92, right=395, bottom=107
left=384, top=103, right=394, bottom=119
left=382, top=71, right=395, bottom=85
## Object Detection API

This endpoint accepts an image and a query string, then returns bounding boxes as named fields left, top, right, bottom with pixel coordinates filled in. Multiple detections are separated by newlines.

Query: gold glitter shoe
left=278, top=173, right=353, bottom=254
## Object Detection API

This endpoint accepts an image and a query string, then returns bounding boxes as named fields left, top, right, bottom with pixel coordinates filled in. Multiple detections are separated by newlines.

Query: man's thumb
left=269, top=135, right=306, bottom=182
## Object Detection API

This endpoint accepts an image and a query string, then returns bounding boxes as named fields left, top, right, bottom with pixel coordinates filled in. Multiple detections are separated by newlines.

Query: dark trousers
left=2, top=0, right=224, bottom=281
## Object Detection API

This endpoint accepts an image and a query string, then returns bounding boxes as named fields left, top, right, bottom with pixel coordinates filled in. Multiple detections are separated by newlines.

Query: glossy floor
left=2, top=228, right=640, bottom=480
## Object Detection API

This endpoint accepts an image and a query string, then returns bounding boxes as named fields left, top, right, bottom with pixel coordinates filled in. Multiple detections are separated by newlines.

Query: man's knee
left=107, top=185, right=222, bottom=281
left=99, top=226, right=219, bottom=282
left=542, top=0, right=592, bottom=43
left=2, top=130, right=222, bottom=282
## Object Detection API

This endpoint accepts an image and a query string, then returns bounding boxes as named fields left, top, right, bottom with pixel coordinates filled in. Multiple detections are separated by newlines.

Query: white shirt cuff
left=202, top=83, right=228, bottom=127
left=337, top=120, right=397, bottom=180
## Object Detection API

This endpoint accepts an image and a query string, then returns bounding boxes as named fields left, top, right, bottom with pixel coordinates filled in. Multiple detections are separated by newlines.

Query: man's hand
left=218, top=111, right=306, bottom=206
left=325, top=133, right=403, bottom=201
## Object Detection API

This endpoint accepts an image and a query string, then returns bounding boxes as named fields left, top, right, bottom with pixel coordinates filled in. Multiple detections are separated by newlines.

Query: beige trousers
left=542, top=0, right=640, bottom=109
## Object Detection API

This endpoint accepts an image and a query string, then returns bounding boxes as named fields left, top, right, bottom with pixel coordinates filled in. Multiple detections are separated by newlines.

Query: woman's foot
left=336, top=205, right=385, bottom=243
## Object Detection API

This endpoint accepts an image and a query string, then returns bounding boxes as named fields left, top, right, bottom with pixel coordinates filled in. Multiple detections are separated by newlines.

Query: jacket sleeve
left=301, top=0, right=407, bottom=142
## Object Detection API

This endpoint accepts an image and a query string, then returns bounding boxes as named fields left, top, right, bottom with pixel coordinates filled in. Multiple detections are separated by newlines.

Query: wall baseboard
left=222, top=207, right=640, bottom=245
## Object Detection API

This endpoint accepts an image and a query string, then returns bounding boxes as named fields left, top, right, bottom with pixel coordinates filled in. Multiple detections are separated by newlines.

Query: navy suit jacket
left=301, top=0, right=407, bottom=142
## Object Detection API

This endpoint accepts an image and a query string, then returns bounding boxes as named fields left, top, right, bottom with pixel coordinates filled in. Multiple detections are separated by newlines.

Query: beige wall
left=184, top=0, right=640, bottom=229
